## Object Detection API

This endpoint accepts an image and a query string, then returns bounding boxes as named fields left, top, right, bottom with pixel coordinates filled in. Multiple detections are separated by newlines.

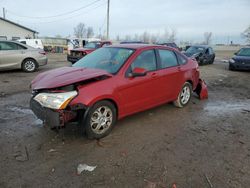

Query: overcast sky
left=1, top=0, right=250, bottom=44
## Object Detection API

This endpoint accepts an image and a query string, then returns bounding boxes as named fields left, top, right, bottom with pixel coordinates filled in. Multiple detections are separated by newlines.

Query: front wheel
left=174, top=82, right=192, bottom=108
left=83, top=100, right=117, bottom=139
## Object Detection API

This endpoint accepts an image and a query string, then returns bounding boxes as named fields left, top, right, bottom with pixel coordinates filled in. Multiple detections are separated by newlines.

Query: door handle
left=151, top=72, right=157, bottom=78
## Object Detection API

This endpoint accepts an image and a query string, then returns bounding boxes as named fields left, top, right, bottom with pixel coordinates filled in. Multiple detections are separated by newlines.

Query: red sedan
left=30, top=44, right=203, bottom=139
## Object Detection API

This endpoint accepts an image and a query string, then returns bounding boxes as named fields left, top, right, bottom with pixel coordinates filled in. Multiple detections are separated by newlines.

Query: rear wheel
left=22, top=59, right=37, bottom=72
left=174, top=82, right=192, bottom=108
left=83, top=100, right=117, bottom=139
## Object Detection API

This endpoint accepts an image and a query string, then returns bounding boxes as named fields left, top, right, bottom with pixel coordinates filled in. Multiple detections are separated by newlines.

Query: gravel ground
left=0, top=53, right=249, bottom=188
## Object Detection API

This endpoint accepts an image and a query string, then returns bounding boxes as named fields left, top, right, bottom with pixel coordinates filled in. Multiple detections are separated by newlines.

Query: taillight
left=39, top=51, right=46, bottom=55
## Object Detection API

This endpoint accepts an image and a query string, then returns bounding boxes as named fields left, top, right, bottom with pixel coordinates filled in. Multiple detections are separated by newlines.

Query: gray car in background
left=0, top=40, right=47, bottom=72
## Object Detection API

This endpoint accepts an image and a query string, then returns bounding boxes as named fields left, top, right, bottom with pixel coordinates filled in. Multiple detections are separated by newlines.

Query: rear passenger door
left=0, top=41, right=26, bottom=68
left=156, top=49, right=184, bottom=101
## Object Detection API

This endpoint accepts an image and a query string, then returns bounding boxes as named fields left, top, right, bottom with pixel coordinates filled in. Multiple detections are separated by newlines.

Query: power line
left=6, top=0, right=102, bottom=19
left=10, top=2, right=106, bottom=24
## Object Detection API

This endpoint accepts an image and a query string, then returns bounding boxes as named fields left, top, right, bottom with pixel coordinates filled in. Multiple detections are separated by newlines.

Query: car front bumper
left=30, top=98, right=76, bottom=128
left=229, top=62, right=250, bottom=70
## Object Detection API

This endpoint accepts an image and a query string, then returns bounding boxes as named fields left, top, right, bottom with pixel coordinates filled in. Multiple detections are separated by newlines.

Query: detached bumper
left=30, top=98, right=76, bottom=128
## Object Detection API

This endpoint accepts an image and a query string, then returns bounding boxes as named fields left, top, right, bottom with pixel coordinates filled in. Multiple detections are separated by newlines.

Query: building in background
left=0, top=17, right=38, bottom=40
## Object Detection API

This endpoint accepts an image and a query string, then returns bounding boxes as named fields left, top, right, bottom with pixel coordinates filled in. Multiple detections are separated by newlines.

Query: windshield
left=84, top=42, right=101, bottom=49
left=73, top=47, right=135, bottom=74
left=186, top=46, right=205, bottom=55
left=236, top=48, right=250, bottom=56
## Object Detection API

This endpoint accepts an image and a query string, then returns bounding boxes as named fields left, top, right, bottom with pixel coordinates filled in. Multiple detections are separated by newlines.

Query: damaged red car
left=30, top=44, right=205, bottom=139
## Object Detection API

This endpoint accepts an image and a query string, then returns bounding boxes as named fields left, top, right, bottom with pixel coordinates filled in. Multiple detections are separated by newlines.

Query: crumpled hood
left=31, top=67, right=112, bottom=90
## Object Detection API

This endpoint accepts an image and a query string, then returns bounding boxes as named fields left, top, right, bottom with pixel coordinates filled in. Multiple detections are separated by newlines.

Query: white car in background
left=0, top=40, right=47, bottom=72
left=18, top=39, right=44, bottom=49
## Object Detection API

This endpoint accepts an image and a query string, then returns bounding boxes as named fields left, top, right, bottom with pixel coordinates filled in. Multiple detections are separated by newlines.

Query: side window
left=20, top=41, right=27, bottom=44
left=176, top=53, right=187, bottom=65
left=0, top=42, right=18, bottom=50
left=158, top=49, right=178, bottom=68
left=130, top=50, right=157, bottom=71
left=17, top=44, right=27, bottom=50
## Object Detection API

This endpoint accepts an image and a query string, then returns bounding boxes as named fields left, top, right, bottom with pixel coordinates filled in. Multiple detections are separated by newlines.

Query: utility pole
left=3, top=7, right=6, bottom=19
left=106, top=0, right=110, bottom=39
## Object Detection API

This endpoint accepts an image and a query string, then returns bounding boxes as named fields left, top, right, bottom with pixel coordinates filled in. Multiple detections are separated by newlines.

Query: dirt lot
left=0, top=53, right=249, bottom=188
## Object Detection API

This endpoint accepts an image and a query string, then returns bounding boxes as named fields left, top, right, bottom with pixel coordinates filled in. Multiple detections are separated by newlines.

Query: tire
left=229, top=64, right=235, bottom=71
left=209, top=57, right=215, bottom=64
left=174, top=82, right=192, bottom=108
left=84, top=100, right=117, bottom=139
left=22, top=59, right=37, bottom=72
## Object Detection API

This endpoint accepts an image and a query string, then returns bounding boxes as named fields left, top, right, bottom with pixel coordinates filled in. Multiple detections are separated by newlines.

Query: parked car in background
left=67, top=41, right=112, bottom=64
left=0, top=40, right=47, bottom=72
left=18, top=39, right=44, bottom=49
left=67, top=38, right=101, bottom=55
left=120, top=41, right=147, bottom=44
left=157, top=42, right=181, bottom=51
left=229, top=47, right=250, bottom=71
left=30, top=44, right=203, bottom=139
left=183, top=45, right=215, bottom=65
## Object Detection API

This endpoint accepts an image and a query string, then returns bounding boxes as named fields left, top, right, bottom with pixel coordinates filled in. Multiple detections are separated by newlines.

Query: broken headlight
left=34, top=91, right=77, bottom=110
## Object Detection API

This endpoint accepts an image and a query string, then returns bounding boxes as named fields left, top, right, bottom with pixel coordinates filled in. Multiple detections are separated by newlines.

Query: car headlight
left=34, top=91, right=77, bottom=110
left=229, top=59, right=235, bottom=63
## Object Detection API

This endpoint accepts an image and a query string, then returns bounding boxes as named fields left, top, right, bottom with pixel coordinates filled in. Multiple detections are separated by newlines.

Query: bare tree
left=86, top=27, right=94, bottom=38
left=150, top=34, right=158, bottom=44
left=55, top=34, right=62, bottom=38
left=125, top=35, right=132, bottom=41
left=204, top=32, right=212, bottom=45
left=242, top=25, right=250, bottom=43
left=141, top=31, right=150, bottom=43
left=168, top=29, right=177, bottom=42
left=162, top=29, right=169, bottom=42
left=74, top=23, right=86, bottom=38
left=116, top=35, right=120, bottom=41
left=133, top=34, right=139, bottom=41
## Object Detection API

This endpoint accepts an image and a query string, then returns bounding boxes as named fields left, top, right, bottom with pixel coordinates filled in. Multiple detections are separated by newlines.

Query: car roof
left=190, top=45, right=210, bottom=49
left=107, top=43, right=167, bottom=50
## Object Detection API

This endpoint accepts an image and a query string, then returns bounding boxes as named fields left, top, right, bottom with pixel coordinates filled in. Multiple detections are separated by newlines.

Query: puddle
left=8, top=106, right=33, bottom=115
left=6, top=106, right=43, bottom=126
left=204, top=100, right=250, bottom=115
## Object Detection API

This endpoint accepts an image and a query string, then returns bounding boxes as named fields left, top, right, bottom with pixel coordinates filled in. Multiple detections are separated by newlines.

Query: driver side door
left=117, top=49, right=163, bottom=115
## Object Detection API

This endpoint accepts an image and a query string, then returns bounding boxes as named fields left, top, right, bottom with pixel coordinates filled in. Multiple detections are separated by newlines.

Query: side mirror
left=234, top=52, right=238, bottom=55
left=128, top=67, right=147, bottom=78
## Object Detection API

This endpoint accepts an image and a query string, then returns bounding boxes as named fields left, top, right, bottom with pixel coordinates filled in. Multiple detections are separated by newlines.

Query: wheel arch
left=186, top=80, right=193, bottom=88
left=88, top=97, right=119, bottom=118
left=21, top=57, right=38, bottom=68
